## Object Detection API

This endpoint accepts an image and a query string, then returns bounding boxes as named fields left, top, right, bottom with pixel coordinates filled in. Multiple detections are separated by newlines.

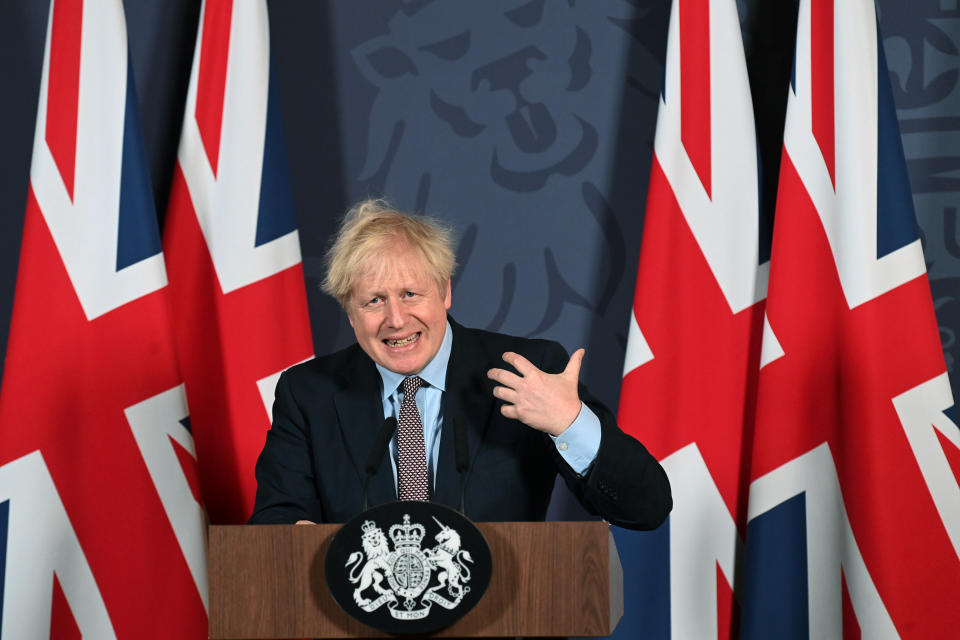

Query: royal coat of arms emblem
left=346, top=514, right=474, bottom=620
left=326, top=501, right=492, bottom=634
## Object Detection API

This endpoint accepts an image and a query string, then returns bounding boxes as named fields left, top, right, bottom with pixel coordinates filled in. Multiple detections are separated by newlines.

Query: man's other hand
left=487, top=348, right=584, bottom=436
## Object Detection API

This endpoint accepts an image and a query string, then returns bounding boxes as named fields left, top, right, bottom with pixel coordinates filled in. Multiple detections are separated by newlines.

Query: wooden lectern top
left=208, top=521, right=623, bottom=639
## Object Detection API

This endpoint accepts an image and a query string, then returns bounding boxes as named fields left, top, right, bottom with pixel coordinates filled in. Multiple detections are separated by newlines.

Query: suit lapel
left=434, top=319, right=495, bottom=512
left=333, top=350, right=397, bottom=509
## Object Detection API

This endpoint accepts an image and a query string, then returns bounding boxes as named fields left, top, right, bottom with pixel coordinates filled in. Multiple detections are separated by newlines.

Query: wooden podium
left=208, top=521, right=623, bottom=638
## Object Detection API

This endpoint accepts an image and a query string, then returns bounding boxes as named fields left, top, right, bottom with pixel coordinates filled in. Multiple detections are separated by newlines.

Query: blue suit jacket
left=249, top=318, right=671, bottom=529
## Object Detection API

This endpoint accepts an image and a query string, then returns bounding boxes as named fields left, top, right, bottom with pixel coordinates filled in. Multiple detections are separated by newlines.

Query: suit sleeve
left=539, top=341, right=672, bottom=530
left=248, top=370, right=325, bottom=524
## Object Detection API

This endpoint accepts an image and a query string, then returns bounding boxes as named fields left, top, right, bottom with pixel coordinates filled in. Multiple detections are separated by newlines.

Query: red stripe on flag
left=811, top=0, right=836, bottom=188
left=680, top=0, right=712, bottom=198
left=716, top=562, right=740, bottom=640
left=841, top=570, right=862, bottom=640
left=195, top=0, right=233, bottom=177
left=45, top=0, right=83, bottom=201
left=50, top=574, right=82, bottom=640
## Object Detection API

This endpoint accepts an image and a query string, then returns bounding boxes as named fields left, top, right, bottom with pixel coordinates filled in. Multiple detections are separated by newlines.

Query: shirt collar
left=376, top=319, right=452, bottom=400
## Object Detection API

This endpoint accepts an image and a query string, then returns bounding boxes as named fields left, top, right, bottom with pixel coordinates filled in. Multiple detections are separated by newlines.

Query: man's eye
left=404, top=291, right=417, bottom=298
left=368, top=296, right=382, bottom=305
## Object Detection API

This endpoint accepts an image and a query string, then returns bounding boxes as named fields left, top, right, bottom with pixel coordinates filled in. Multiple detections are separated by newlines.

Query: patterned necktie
left=397, top=376, right=429, bottom=501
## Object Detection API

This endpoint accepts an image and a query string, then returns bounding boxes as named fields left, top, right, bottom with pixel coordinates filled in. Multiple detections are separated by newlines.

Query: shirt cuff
left=550, top=403, right=601, bottom=474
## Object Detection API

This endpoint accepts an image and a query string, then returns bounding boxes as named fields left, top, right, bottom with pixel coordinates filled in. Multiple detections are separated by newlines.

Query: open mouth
left=384, top=333, right=420, bottom=348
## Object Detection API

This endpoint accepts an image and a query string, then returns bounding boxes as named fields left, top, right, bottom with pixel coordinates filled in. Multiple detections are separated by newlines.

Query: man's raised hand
left=487, top=348, right=585, bottom=436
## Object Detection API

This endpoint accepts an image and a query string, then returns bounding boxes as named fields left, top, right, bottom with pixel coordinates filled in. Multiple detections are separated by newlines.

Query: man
left=249, top=200, right=671, bottom=529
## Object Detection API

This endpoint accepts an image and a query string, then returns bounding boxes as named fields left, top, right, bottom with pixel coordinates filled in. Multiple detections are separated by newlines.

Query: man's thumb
left=564, top=348, right=585, bottom=378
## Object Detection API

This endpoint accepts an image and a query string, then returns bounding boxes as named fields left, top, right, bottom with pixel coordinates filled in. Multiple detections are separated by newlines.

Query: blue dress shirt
left=375, top=320, right=601, bottom=496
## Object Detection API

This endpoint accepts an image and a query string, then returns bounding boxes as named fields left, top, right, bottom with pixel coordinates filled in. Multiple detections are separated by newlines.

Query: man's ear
left=443, top=280, right=452, bottom=310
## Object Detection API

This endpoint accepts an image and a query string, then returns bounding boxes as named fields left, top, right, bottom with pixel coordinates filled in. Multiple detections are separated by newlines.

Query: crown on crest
left=361, top=520, right=377, bottom=534
left=389, top=514, right=425, bottom=548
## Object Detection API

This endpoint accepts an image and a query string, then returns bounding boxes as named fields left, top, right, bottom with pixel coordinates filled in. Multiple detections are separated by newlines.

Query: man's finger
left=501, top=351, right=536, bottom=375
left=500, top=404, right=519, bottom=420
left=564, top=348, right=585, bottom=379
left=487, top=367, right=524, bottom=389
left=492, top=385, right=519, bottom=404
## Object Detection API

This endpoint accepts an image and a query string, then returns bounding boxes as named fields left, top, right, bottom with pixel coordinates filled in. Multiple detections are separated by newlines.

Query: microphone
left=454, top=416, right=470, bottom=514
left=362, top=417, right=397, bottom=511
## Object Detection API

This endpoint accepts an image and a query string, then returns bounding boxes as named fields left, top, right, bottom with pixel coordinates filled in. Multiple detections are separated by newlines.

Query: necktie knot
left=402, top=376, right=422, bottom=398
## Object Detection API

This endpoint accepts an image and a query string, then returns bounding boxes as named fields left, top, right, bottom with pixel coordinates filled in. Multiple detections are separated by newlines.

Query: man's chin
left=378, top=353, right=425, bottom=376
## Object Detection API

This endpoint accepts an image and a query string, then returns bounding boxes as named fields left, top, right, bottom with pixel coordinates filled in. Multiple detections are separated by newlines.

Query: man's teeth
left=386, top=334, right=419, bottom=347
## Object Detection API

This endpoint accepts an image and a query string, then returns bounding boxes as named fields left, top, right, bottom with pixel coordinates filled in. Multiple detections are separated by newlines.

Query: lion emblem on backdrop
left=347, top=0, right=668, bottom=352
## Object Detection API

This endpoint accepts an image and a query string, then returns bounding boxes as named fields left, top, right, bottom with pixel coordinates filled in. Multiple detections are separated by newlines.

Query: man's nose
left=384, top=298, right=406, bottom=327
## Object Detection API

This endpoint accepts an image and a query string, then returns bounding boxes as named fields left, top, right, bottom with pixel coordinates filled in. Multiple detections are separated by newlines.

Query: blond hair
left=322, top=199, right=456, bottom=304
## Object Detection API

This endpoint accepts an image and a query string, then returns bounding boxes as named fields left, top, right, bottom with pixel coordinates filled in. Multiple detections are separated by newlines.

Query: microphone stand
left=454, top=416, right=470, bottom=515
left=362, top=417, right=397, bottom=511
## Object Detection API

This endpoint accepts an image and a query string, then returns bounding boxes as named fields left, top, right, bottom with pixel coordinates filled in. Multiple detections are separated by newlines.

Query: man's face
left=346, top=243, right=452, bottom=376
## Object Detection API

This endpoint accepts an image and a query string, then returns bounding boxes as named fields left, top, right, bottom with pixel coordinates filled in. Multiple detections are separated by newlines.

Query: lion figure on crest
left=345, top=521, right=392, bottom=606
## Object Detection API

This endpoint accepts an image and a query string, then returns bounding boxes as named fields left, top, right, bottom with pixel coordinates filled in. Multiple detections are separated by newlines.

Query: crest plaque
left=325, top=501, right=492, bottom=635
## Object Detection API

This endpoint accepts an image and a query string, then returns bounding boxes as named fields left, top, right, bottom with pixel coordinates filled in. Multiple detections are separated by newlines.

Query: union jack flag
left=616, top=0, right=766, bottom=637
left=163, top=0, right=314, bottom=525
left=0, top=0, right=207, bottom=637
left=742, top=0, right=960, bottom=636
